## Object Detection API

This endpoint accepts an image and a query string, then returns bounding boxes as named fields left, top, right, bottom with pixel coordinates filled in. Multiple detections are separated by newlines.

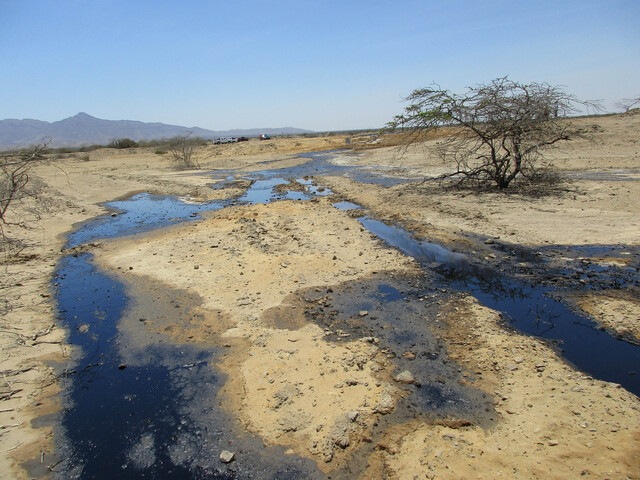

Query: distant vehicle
left=258, top=134, right=270, bottom=140
left=237, top=136, right=249, bottom=142
left=214, top=137, right=238, bottom=144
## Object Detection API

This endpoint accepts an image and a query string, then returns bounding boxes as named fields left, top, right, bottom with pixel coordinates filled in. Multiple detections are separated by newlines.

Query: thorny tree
left=387, top=77, right=599, bottom=189
left=168, top=132, right=200, bottom=169
left=1, top=140, right=50, bottom=228
left=615, top=96, right=640, bottom=113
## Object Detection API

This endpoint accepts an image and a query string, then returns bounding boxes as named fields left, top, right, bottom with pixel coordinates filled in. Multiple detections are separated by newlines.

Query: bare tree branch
left=0, top=140, right=51, bottom=224
left=387, top=77, right=601, bottom=189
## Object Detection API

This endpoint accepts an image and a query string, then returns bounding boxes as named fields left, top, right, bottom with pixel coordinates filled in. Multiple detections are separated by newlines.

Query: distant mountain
left=0, top=112, right=313, bottom=149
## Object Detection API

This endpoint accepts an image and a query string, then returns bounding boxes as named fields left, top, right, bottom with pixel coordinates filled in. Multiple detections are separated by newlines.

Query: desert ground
left=1, top=111, right=639, bottom=479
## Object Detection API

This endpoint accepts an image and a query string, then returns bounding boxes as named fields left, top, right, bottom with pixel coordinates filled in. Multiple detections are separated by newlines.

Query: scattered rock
left=333, top=431, right=350, bottom=448
left=375, top=393, right=395, bottom=414
left=219, top=450, right=235, bottom=463
left=358, top=310, right=369, bottom=317
left=394, top=370, right=415, bottom=384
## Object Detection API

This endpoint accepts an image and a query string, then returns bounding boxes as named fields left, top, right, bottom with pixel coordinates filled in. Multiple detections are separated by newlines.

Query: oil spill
left=291, top=273, right=496, bottom=427
left=66, top=193, right=228, bottom=248
left=236, top=177, right=330, bottom=204
left=235, top=152, right=414, bottom=188
left=483, top=239, right=640, bottom=291
left=47, top=151, right=640, bottom=479
left=46, top=254, right=324, bottom=479
left=357, top=217, right=640, bottom=396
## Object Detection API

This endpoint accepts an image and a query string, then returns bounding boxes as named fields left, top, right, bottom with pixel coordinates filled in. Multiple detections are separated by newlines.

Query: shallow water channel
left=43, top=153, right=640, bottom=478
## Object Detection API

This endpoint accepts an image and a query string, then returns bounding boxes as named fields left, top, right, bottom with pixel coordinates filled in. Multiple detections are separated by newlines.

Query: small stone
left=358, top=310, right=369, bottom=317
left=335, top=436, right=350, bottom=448
left=346, top=411, right=359, bottom=422
left=548, top=440, right=559, bottom=446
left=506, top=364, right=519, bottom=371
left=394, top=370, right=415, bottom=384
left=219, top=450, right=235, bottom=463
left=375, top=393, right=395, bottom=414
left=484, top=238, right=495, bottom=245
left=77, top=324, right=90, bottom=334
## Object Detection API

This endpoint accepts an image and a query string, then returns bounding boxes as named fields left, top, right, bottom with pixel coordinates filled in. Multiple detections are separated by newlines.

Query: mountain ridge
left=0, top=113, right=313, bottom=149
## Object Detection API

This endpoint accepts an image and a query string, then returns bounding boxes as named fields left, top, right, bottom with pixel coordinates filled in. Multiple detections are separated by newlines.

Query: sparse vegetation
left=167, top=132, right=201, bottom=169
left=0, top=141, right=51, bottom=261
left=388, top=77, right=600, bottom=190
left=108, top=138, right=138, bottom=149
left=615, top=96, right=640, bottom=113
left=1, top=142, right=50, bottom=225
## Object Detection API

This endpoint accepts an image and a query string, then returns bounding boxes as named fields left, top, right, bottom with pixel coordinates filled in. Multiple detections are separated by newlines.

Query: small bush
left=109, top=138, right=138, bottom=149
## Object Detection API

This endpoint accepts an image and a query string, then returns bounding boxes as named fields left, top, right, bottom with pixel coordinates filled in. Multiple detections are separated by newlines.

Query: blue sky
left=1, top=0, right=638, bottom=131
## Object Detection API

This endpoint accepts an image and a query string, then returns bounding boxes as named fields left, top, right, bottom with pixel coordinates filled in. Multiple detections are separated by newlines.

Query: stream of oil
left=356, top=217, right=640, bottom=395
left=41, top=153, right=640, bottom=479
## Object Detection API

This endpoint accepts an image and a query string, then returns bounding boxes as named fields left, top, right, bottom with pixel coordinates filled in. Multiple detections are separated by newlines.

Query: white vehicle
left=214, top=137, right=238, bottom=144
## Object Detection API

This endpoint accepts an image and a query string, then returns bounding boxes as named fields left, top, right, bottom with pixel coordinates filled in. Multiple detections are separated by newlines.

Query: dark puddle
left=66, top=193, right=229, bottom=247
left=357, top=217, right=640, bottom=396
left=236, top=177, right=330, bottom=205
left=42, top=254, right=324, bottom=479
left=333, top=201, right=362, bottom=211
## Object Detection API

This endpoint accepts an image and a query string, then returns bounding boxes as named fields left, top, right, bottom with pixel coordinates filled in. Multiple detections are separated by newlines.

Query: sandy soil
left=1, top=113, right=639, bottom=479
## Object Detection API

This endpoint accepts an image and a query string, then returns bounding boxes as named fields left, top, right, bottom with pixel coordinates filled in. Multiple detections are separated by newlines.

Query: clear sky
left=1, top=0, right=638, bottom=132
